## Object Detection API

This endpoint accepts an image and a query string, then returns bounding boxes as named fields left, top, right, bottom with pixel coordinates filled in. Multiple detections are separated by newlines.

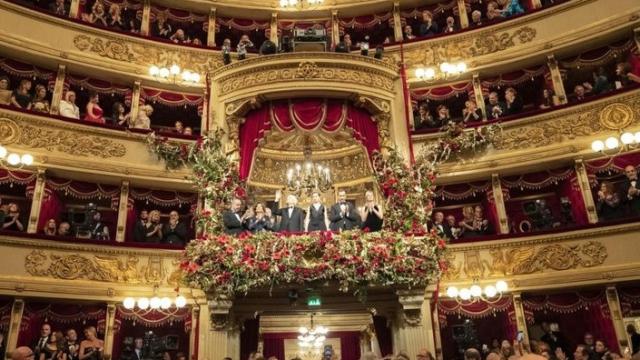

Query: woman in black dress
left=305, top=192, right=328, bottom=232
left=360, top=191, right=383, bottom=232
left=39, top=331, right=65, bottom=360
left=596, top=182, right=623, bottom=222
left=2, top=203, right=25, bottom=232
left=10, top=79, right=32, bottom=109
left=79, top=326, right=103, bottom=360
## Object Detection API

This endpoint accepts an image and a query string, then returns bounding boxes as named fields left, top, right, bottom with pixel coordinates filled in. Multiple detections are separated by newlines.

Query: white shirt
left=288, top=207, right=294, bottom=217
left=59, top=100, right=80, bottom=119
left=132, top=113, right=151, bottom=129
left=312, top=203, right=321, bottom=211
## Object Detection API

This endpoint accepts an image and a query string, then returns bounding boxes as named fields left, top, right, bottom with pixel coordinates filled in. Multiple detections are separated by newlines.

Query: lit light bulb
left=496, top=280, right=508, bottom=292
left=470, top=285, right=482, bottom=297
left=635, top=132, right=640, bottom=143
left=605, top=136, right=619, bottom=150
left=181, top=71, right=192, bottom=82
left=299, top=327, right=309, bottom=334
left=425, top=68, right=436, bottom=79
left=191, top=73, right=201, bottom=83
left=149, top=66, right=160, bottom=76
left=21, top=154, right=34, bottom=166
left=160, top=297, right=172, bottom=309
left=484, top=285, right=497, bottom=298
left=440, top=62, right=450, bottom=73
left=456, top=62, right=467, bottom=73
left=280, top=0, right=288, bottom=6
left=459, top=288, right=471, bottom=300
left=0, top=145, right=7, bottom=159
left=170, top=64, right=181, bottom=75
left=7, top=153, right=21, bottom=166
left=137, top=298, right=150, bottom=310
left=159, top=68, right=170, bottom=78
left=150, top=296, right=161, bottom=309
left=416, top=68, right=426, bottom=78
left=621, top=132, right=635, bottom=145
left=175, top=295, right=187, bottom=308
left=446, top=287, right=459, bottom=298
left=123, top=297, right=136, bottom=309
left=591, top=140, right=605, bottom=152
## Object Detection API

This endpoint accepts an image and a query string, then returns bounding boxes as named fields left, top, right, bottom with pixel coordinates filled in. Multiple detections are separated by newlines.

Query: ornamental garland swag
left=147, top=121, right=499, bottom=297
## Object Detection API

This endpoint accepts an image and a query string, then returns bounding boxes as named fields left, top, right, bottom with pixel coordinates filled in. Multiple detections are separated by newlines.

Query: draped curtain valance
left=150, top=6, right=207, bottom=23
left=215, top=17, right=270, bottom=32
left=0, top=58, right=54, bottom=80
left=129, top=188, right=198, bottom=208
left=481, top=66, right=548, bottom=89
left=115, top=306, right=192, bottom=332
left=586, top=151, right=640, bottom=175
left=434, top=181, right=491, bottom=200
left=400, top=0, right=458, bottom=20
left=560, top=39, right=635, bottom=69
left=140, top=87, right=204, bottom=108
left=411, top=82, right=473, bottom=102
left=500, top=168, right=575, bottom=190
left=0, top=169, right=37, bottom=186
left=338, top=12, right=393, bottom=30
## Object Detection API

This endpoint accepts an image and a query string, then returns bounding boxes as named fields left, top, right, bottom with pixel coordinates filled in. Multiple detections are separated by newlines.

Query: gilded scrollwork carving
left=73, top=35, right=135, bottom=62
left=374, top=113, right=392, bottom=149
left=599, top=103, right=635, bottom=130
left=25, top=250, right=171, bottom=284
left=18, top=125, right=126, bottom=158
left=0, top=118, right=20, bottom=144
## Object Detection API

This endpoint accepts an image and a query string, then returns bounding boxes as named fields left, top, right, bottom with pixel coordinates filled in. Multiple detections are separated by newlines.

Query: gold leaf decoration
left=0, top=117, right=20, bottom=144
left=18, top=125, right=126, bottom=158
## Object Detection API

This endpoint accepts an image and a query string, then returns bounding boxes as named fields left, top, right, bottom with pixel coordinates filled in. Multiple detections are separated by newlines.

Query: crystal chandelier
left=298, top=314, right=328, bottom=348
left=286, top=142, right=332, bottom=197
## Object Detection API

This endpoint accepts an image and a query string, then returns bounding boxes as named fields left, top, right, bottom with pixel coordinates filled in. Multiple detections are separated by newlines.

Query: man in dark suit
left=223, top=198, right=249, bottom=235
left=540, top=322, right=569, bottom=355
left=133, top=209, right=149, bottom=242
left=329, top=190, right=360, bottom=232
left=620, top=165, right=640, bottom=216
left=162, top=210, right=189, bottom=245
left=271, top=193, right=305, bottom=233
left=131, top=337, right=144, bottom=360
left=430, top=211, right=446, bottom=235
left=33, top=323, right=51, bottom=358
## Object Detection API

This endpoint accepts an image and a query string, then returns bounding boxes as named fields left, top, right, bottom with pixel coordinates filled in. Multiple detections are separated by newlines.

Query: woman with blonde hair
left=79, top=326, right=103, bottom=360
left=59, top=91, right=80, bottom=119
left=131, top=104, right=153, bottom=129
left=144, top=209, right=163, bottom=243
left=31, top=84, right=50, bottom=113
left=88, top=0, right=107, bottom=26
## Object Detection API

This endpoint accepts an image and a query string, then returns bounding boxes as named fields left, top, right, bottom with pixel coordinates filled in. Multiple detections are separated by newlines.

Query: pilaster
left=512, top=293, right=530, bottom=343
left=115, top=180, right=130, bottom=242
left=574, top=159, right=599, bottom=224
left=605, top=286, right=630, bottom=351
left=130, top=81, right=142, bottom=123
left=27, top=169, right=46, bottom=234
left=547, top=54, right=568, bottom=105
left=103, top=303, right=117, bottom=359
left=140, top=0, right=151, bottom=36
left=270, top=13, right=279, bottom=46
left=69, top=0, right=80, bottom=18
left=530, top=0, right=543, bottom=9
left=432, top=305, right=443, bottom=360
left=50, top=65, right=66, bottom=116
left=331, top=10, right=341, bottom=49
left=5, top=299, right=25, bottom=359
left=199, top=297, right=234, bottom=360
left=472, top=73, right=487, bottom=121
left=207, top=8, right=217, bottom=48
left=395, top=288, right=436, bottom=360
left=190, top=305, right=201, bottom=360
left=457, top=0, right=469, bottom=29
left=393, top=2, right=403, bottom=43
left=634, top=28, right=640, bottom=49
left=491, top=174, right=510, bottom=234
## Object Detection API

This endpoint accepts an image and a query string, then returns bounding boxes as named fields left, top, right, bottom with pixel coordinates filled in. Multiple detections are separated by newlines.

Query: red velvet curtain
left=262, top=332, right=362, bottom=360
left=485, top=190, right=503, bottom=235
left=561, top=174, right=588, bottom=225
left=37, top=186, right=64, bottom=233
left=619, top=285, right=640, bottom=317
left=586, top=151, right=640, bottom=175
left=239, top=99, right=380, bottom=180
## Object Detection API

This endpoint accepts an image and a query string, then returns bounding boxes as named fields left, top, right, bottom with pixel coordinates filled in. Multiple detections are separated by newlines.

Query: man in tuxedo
left=133, top=209, right=149, bottom=242
left=271, top=193, right=305, bottom=233
left=621, top=165, right=640, bottom=216
left=223, top=199, right=249, bottom=235
left=65, top=329, right=79, bottom=360
left=329, top=191, right=360, bottom=232
left=540, top=322, right=569, bottom=355
left=163, top=210, right=188, bottom=245
left=430, top=211, right=445, bottom=235
left=33, top=323, right=51, bottom=358
left=132, top=338, right=144, bottom=360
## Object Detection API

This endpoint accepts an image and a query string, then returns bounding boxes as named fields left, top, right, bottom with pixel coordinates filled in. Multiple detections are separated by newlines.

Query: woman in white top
left=131, top=104, right=153, bottom=129
left=59, top=91, right=80, bottom=119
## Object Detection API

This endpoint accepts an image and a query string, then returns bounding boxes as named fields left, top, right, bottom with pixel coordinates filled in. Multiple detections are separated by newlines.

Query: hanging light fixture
left=415, top=62, right=467, bottom=82
left=286, top=138, right=332, bottom=197
left=0, top=145, right=34, bottom=170
left=591, top=131, right=640, bottom=155
left=149, top=64, right=201, bottom=85
left=298, top=313, right=329, bottom=348
left=122, top=286, right=187, bottom=310
left=445, top=280, right=509, bottom=304
left=280, top=0, right=324, bottom=9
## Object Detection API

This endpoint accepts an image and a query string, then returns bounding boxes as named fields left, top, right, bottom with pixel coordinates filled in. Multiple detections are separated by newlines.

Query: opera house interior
left=2, top=0, right=640, bottom=359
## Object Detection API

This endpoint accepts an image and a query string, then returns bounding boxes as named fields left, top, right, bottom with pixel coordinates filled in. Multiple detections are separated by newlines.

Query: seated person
left=2, top=202, right=25, bottom=232
left=442, top=16, right=457, bottom=34
left=192, top=38, right=203, bottom=46
left=539, top=88, right=555, bottom=110
left=470, top=10, right=483, bottom=27
left=170, top=29, right=191, bottom=44
left=403, top=25, right=416, bottom=40
left=462, top=100, right=482, bottom=122
left=57, top=221, right=71, bottom=236
left=48, top=0, right=68, bottom=16
left=87, top=0, right=108, bottom=27
left=418, top=10, right=439, bottom=37
left=184, top=126, right=193, bottom=136
left=130, top=104, right=153, bottom=129
left=503, top=87, right=523, bottom=116
left=43, top=218, right=57, bottom=236
left=151, top=14, right=172, bottom=39
left=107, top=3, right=125, bottom=30
left=88, top=211, right=110, bottom=240
left=571, top=84, right=592, bottom=102
left=0, top=76, right=11, bottom=105
left=435, top=104, right=452, bottom=125
left=415, top=104, right=437, bottom=129
left=162, top=210, right=188, bottom=245
left=486, top=1, right=504, bottom=21
left=223, top=198, right=250, bottom=235
left=110, top=101, right=129, bottom=127
left=84, top=92, right=105, bottom=124
left=486, top=91, right=505, bottom=120
left=501, top=0, right=525, bottom=17
left=11, top=79, right=33, bottom=109
left=596, top=182, right=623, bottom=222
left=247, top=203, right=275, bottom=233
left=591, top=67, right=612, bottom=94
left=31, top=84, right=50, bottom=113
left=615, top=62, right=640, bottom=87
left=59, top=91, right=80, bottom=119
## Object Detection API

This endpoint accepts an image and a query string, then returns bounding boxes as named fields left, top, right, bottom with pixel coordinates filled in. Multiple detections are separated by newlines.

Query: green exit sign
left=307, top=296, right=321, bottom=306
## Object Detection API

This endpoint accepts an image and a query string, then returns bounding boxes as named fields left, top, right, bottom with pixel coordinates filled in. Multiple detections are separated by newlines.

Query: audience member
left=464, top=348, right=481, bottom=360
left=133, top=209, right=149, bottom=242
left=572, top=84, right=593, bottom=102
left=360, top=190, right=383, bottom=232
left=79, top=326, right=103, bottom=360
left=0, top=76, right=11, bottom=105
left=486, top=91, right=505, bottom=120
left=419, top=10, right=439, bottom=37
left=144, top=209, right=163, bottom=242
left=174, top=120, right=185, bottom=134
left=162, top=210, right=188, bottom=245
left=57, top=221, right=71, bottom=236
left=329, top=190, right=360, bottom=232
left=88, top=211, right=109, bottom=240
left=152, top=14, right=172, bottom=39
left=43, top=218, right=57, bottom=236
left=110, top=102, right=129, bottom=126
left=31, top=84, right=50, bottom=113
left=596, top=182, right=622, bottom=221
left=335, top=34, right=352, bottom=53
left=237, top=35, right=254, bottom=60
left=223, top=198, right=249, bottom=235
left=461, top=205, right=491, bottom=237
left=88, top=0, right=108, bottom=27
left=403, top=25, right=416, bottom=40
left=595, top=340, right=609, bottom=360
left=621, top=165, right=640, bottom=216
left=436, top=104, right=452, bottom=125
left=131, top=337, right=144, bottom=360
left=11, top=347, right=35, bottom=360
left=39, top=331, right=64, bottom=360
left=487, top=1, right=504, bottom=21
left=11, top=79, right=33, bottom=109
left=443, top=16, right=457, bottom=34
left=48, top=0, right=68, bottom=16
left=502, top=0, right=525, bottom=17
left=33, top=323, right=51, bottom=358
left=504, top=87, right=523, bottom=116
left=59, top=91, right=80, bottom=119
left=184, top=127, right=193, bottom=136
left=305, top=192, right=328, bottom=232
left=591, top=67, right=612, bottom=94
left=471, top=10, right=483, bottom=27
left=247, top=203, right=275, bottom=233
left=170, top=29, right=191, bottom=44
left=84, top=93, right=105, bottom=124
left=539, top=88, right=555, bottom=110
left=444, top=214, right=461, bottom=241
left=65, top=329, right=79, bottom=360
left=271, top=193, right=305, bottom=232
left=627, top=324, right=640, bottom=355
left=431, top=211, right=445, bottom=234
left=615, top=62, right=640, bottom=87
left=107, top=3, right=124, bottom=30
left=540, top=322, right=569, bottom=355
left=131, top=104, right=153, bottom=129
left=2, top=203, right=24, bottom=231
left=222, top=38, right=232, bottom=65
left=462, top=100, right=482, bottom=122
left=574, top=345, right=590, bottom=360
left=415, top=104, right=437, bottom=129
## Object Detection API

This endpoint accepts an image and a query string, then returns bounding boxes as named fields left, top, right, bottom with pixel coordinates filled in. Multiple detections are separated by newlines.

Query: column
left=115, top=180, right=130, bottom=242
left=432, top=305, right=443, bottom=360
left=512, top=293, right=530, bottom=344
left=331, top=10, right=341, bottom=49
left=456, top=0, right=469, bottom=29
left=530, top=0, right=543, bottom=9
left=547, top=54, right=568, bottom=105
left=50, top=65, right=66, bottom=116
left=5, top=299, right=25, bottom=359
left=634, top=27, right=640, bottom=49
left=574, top=159, right=599, bottom=224
left=189, top=305, right=200, bottom=360
left=395, top=288, right=436, bottom=360
left=199, top=297, right=233, bottom=360
left=69, top=0, right=80, bottom=18
left=270, top=13, right=279, bottom=47
left=491, top=174, right=510, bottom=234
left=130, top=81, right=142, bottom=124
left=207, top=8, right=217, bottom=48
left=472, top=74, right=487, bottom=121
left=606, top=286, right=630, bottom=351
left=201, top=88, right=210, bottom=134
left=103, top=303, right=117, bottom=360
left=392, top=2, right=403, bottom=43
left=27, top=169, right=46, bottom=234
left=140, top=0, right=151, bottom=36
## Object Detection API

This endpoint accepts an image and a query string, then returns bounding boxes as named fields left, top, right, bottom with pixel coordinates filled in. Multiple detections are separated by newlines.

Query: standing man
left=329, top=190, right=360, bottom=232
left=33, top=323, right=51, bottom=358
left=65, top=329, right=80, bottom=360
left=163, top=210, right=188, bottom=245
left=133, top=209, right=149, bottom=242
left=223, top=198, right=250, bottom=235
left=621, top=165, right=640, bottom=216
left=271, top=192, right=305, bottom=233
left=305, top=192, right=328, bottom=232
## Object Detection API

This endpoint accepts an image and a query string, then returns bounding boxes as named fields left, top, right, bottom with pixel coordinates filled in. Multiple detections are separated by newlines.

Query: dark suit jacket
left=33, top=336, right=50, bottom=357
left=162, top=222, right=188, bottom=245
left=328, top=202, right=360, bottom=232
left=223, top=210, right=245, bottom=235
left=620, top=177, right=640, bottom=215
left=133, top=220, right=148, bottom=242
left=271, top=206, right=305, bottom=232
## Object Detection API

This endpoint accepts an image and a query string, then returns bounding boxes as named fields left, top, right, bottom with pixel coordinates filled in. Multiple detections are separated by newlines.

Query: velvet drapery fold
left=239, top=99, right=380, bottom=180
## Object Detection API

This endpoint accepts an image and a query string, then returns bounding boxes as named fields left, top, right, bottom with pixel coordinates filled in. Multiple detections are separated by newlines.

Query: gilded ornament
left=0, top=118, right=20, bottom=144
left=296, top=61, right=320, bottom=79
left=18, top=125, right=126, bottom=158
left=599, top=103, right=634, bottom=130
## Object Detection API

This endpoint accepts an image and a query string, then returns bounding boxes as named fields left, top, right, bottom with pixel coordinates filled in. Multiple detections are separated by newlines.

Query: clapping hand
left=597, top=190, right=605, bottom=200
